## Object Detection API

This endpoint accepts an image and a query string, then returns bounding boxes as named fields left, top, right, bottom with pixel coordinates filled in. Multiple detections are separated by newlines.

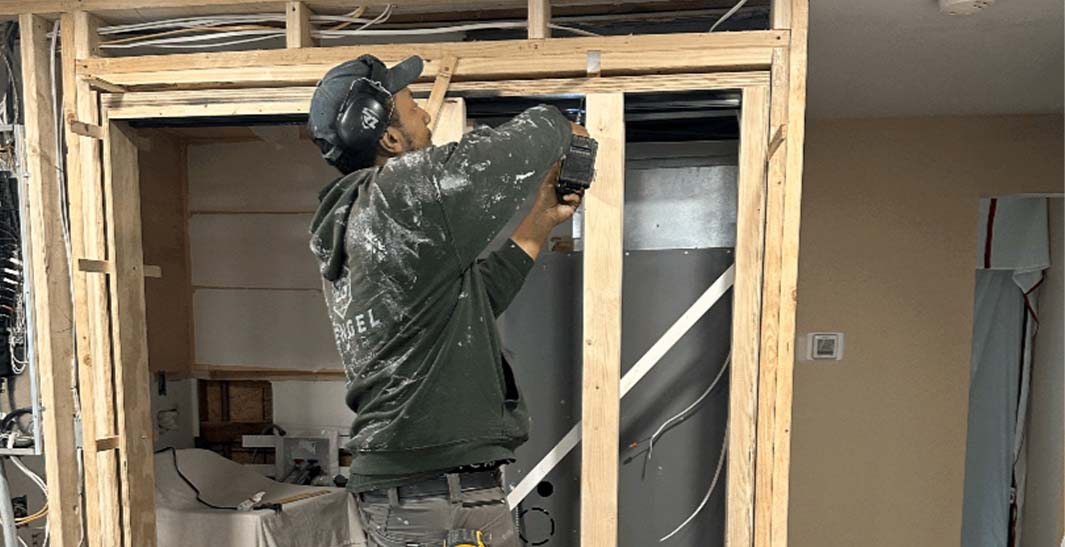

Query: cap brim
left=382, top=56, right=424, bottom=93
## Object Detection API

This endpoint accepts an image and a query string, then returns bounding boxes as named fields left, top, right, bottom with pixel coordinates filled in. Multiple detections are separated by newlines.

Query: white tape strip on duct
left=507, top=264, right=736, bottom=508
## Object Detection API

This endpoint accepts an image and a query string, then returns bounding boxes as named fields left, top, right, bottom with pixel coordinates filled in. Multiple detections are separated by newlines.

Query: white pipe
left=0, top=459, right=20, bottom=547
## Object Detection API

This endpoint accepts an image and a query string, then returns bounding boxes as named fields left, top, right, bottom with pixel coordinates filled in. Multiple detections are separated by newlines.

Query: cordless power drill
left=556, top=134, right=598, bottom=201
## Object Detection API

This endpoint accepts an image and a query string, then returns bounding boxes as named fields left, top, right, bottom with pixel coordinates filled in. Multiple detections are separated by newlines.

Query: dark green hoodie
left=309, top=105, right=572, bottom=493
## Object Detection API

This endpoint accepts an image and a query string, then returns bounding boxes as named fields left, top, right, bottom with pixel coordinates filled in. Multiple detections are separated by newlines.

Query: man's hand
left=512, top=161, right=584, bottom=260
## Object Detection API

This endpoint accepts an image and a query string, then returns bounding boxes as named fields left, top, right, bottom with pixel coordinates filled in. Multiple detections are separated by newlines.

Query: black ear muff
left=332, top=78, right=393, bottom=171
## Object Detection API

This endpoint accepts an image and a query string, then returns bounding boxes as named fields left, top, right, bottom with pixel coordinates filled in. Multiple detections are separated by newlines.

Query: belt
left=361, top=469, right=502, bottom=501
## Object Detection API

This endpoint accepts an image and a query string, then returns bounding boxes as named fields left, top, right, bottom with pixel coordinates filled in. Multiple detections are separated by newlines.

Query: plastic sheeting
left=155, top=448, right=365, bottom=547
left=961, top=197, right=1051, bottom=547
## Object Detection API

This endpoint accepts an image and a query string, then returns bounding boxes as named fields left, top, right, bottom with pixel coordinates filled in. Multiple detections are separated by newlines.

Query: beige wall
left=789, top=115, right=1064, bottom=547
left=1023, top=197, right=1064, bottom=547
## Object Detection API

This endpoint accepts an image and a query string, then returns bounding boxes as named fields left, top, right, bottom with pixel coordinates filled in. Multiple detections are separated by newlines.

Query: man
left=308, top=54, right=588, bottom=546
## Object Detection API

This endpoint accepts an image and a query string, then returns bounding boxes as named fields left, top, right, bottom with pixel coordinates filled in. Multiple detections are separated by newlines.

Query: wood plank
left=528, top=0, right=552, bottom=38
left=425, top=54, right=458, bottom=131
left=103, top=120, right=158, bottom=547
left=769, top=2, right=808, bottom=546
left=59, top=19, right=108, bottom=544
left=286, top=1, right=316, bottom=48
left=78, top=31, right=786, bottom=89
left=77, top=258, right=112, bottom=273
left=753, top=47, right=788, bottom=547
left=0, top=0, right=766, bottom=18
left=727, top=84, right=769, bottom=547
left=67, top=117, right=104, bottom=139
left=96, top=436, right=120, bottom=451
left=19, top=14, right=82, bottom=547
left=101, top=72, right=770, bottom=119
left=64, top=11, right=124, bottom=547
left=431, top=98, right=467, bottom=145
left=580, top=92, right=624, bottom=547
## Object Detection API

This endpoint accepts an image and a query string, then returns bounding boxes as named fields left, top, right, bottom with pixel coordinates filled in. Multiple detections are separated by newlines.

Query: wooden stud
left=425, top=54, right=458, bottom=132
left=727, top=85, right=770, bottom=547
left=63, top=11, right=124, bottom=547
left=769, top=2, right=809, bottom=546
left=101, top=72, right=771, bottom=120
left=286, top=1, right=316, bottom=48
left=753, top=48, right=789, bottom=547
left=580, top=93, right=624, bottom=547
left=103, top=120, right=158, bottom=547
left=528, top=0, right=551, bottom=39
left=19, top=13, right=82, bottom=547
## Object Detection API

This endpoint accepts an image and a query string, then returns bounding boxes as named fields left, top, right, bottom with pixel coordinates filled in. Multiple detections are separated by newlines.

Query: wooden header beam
left=78, top=31, right=785, bottom=90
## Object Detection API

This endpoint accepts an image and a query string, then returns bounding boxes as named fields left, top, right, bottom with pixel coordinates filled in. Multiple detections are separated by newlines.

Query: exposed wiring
left=647, top=352, right=730, bottom=462
left=709, top=0, right=750, bottom=32
left=659, top=424, right=728, bottom=542
left=14, top=506, right=45, bottom=526
left=547, top=24, right=601, bottom=37
left=96, top=5, right=598, bottom=50
left=328, top=6, right=368, bottom=31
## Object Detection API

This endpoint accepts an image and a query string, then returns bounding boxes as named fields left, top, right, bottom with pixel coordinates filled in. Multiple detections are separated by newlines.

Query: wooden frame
left=17, top=1, right=809, bottom=546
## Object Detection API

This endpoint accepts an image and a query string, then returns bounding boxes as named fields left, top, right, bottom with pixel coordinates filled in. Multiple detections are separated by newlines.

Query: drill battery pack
left=556, top=134, right=598, bottom=199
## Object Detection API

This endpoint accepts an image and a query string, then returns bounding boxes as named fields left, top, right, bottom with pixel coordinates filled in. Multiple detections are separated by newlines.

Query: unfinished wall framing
left=13, top=1, right=809, bottom=546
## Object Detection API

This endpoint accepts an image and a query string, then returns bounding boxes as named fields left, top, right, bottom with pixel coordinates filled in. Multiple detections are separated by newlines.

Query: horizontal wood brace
left=78, top=258, right=162, bottom=278
left=78, top=31, right=785, bottom=90
left=101, top=72, right=771, bottom=120
left=96, top=435, right=120, bottom=451
left=67, top=116, right=104, bottom=139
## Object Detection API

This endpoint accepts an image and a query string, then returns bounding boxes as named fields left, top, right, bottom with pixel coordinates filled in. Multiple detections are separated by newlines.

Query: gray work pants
left=356, top=477, right=519, bottom=547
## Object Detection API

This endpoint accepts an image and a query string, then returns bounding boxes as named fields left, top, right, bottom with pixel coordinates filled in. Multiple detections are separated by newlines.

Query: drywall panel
left=272, top=380, right=352, bottom=430
left=791, top=115, right=1064, bottom=547
left=1022, top=197, right=1064, bottom=546
left=189, top=213, right=321, bottom=289
left=500, top=250, right=732, bottom=546
left=188, top=139, right=336, bottom=213
left=193, top=289, right=338, bottom=369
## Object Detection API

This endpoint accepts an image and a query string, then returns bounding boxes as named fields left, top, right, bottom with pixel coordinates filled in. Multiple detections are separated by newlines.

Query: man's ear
left=378, top=126, right=406, bottom=157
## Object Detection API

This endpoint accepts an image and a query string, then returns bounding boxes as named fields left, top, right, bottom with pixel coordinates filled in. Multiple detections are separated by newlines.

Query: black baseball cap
left=308, top=54, right=424, bottom=153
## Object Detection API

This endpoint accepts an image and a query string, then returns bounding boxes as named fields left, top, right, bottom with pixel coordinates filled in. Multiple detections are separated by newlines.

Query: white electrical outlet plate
left=806, top=332, right=844, bottom=361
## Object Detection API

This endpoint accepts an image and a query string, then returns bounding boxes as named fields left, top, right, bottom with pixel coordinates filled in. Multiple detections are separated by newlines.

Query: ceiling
left=807, top=0, right=1064, bottom=117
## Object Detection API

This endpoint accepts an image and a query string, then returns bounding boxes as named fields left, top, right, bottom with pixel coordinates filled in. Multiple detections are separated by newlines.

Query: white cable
left=647, top=351, right=731, bottom=461
left=317, top=21, right=525, bottom=38
left=100, top=30, right=283, bottom=49
left=9, top=457, right=46, bottom=496
left=709, top=0, right=750, bottom=32
left=659, top=424, right=729, bottom=542
left=547, top=24, right=601, bottom=37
